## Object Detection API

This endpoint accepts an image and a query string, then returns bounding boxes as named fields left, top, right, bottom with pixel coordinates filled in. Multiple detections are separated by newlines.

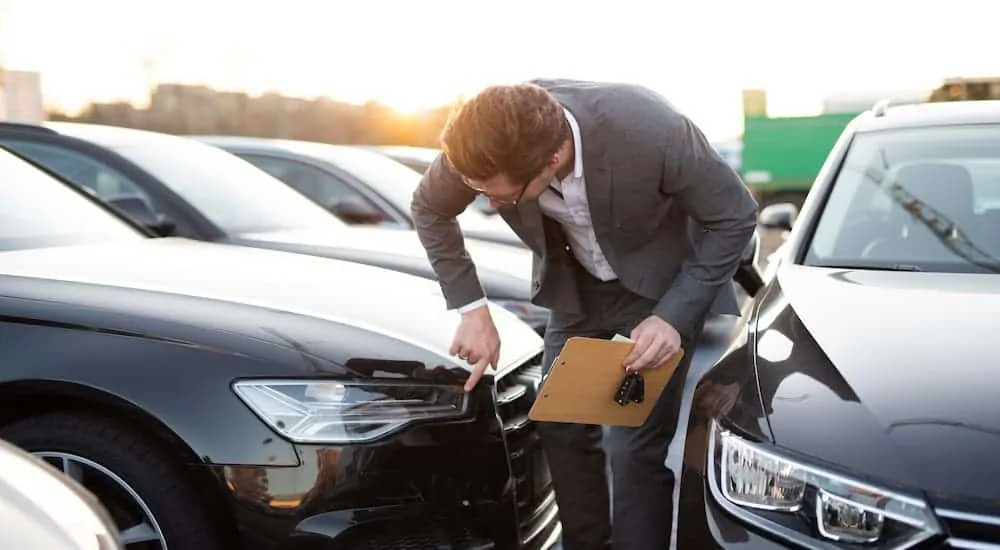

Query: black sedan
left=677, top=99, right=1000, bottom=549
left=0, top=147, right=558, bottom=549
left=0, top=122, right=550, bottom=333
left=190, top=136, right=524, bottom=248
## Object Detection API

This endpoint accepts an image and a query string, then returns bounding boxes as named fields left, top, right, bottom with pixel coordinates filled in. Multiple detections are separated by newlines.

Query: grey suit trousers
left=536, top=259, right=702, bottom=550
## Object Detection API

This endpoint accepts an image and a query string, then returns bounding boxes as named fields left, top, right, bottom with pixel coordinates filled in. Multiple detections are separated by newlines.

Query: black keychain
left=615, top=370, right=645, bottom=406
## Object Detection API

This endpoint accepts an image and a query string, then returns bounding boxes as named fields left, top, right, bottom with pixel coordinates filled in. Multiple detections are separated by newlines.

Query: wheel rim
left=34, top=451, right=168, bottom=549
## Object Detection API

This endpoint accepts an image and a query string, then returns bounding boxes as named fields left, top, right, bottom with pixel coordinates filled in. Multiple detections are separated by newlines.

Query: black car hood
left=756, top=264, right=1000, bottom=508
left=230, top=226, right=533, bottom=300
left=0, top=238, right=542, bottom=377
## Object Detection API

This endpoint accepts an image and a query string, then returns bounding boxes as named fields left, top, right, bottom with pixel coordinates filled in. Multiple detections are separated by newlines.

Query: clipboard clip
left=614, top=370, right=645, bottom=406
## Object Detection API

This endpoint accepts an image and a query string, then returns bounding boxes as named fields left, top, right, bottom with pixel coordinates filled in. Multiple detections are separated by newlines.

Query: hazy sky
left=1, top=0, right=996, bottom=139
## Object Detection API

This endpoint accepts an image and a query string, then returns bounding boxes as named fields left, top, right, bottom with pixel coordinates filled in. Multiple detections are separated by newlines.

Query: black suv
left=678, top=99, right=1000, bottom=549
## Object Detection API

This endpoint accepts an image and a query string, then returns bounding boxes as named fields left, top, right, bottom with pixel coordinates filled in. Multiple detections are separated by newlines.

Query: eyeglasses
left=460, top=174, right=530, bottom=206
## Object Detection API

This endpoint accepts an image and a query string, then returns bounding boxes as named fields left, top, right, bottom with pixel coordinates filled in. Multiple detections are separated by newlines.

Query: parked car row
left=0, top=144, right=555, bottom=549
left=0, top=122, right=766, bottom=550
left=0, top=122, right=550, bottom=334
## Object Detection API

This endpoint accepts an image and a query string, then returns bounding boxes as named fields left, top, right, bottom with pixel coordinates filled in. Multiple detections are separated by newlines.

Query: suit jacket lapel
left=560, top=97, right=614, bottom=243
left=515, top=200, right=546, bottom=255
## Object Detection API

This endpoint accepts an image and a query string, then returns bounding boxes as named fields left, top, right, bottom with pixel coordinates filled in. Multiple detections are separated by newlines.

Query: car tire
left=1, top=411, right=223, bottom=549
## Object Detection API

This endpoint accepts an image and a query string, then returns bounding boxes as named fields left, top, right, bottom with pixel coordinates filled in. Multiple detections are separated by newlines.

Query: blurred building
left=821, top=89, right=928, bottom=114
left=929, top=76, right=1000, bottom=102
left=0, top=70, right=45, bottom=123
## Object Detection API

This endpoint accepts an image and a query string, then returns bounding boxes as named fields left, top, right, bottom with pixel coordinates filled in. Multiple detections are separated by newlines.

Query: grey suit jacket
left=410, top=78, right=759, bottom=338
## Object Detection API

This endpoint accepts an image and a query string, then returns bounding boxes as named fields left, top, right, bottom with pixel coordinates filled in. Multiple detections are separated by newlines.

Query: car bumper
left=212, top=358, right=560, bottom=550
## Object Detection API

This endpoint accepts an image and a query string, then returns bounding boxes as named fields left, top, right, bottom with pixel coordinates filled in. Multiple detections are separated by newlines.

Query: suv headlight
left=494, top=299, right=550, bottom=329
left=233, top=380, right=469, bottom=444
left=708, top=420, right=942, bottom=549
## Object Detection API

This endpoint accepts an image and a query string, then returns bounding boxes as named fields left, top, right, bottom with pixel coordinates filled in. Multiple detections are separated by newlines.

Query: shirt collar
left=562, top=108, right=584, bottom=179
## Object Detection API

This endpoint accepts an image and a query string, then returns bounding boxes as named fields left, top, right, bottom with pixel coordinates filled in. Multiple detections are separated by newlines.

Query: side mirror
left=328, top=197, right=387, bottom=225
left=107, top=195, right=175, bottom=237
left=759, top=202, right=798, bottom=231
left=733, top=230, right=764, bottom=297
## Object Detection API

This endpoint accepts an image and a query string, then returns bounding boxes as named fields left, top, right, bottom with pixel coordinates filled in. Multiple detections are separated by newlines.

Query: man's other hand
left=451, top=306, right=501, bottom=392
left=623, top=315, right=681, bottom=372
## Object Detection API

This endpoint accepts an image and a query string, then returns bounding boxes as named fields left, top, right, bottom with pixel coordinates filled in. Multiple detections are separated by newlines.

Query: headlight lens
left=708, top=420, right=942, bottom=548
left=494, top=299, right=550, bottom=329
left=233, top=380, right=468, bottom=444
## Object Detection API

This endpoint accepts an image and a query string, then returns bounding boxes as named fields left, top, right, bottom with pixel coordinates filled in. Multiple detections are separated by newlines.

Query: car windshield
left=108, top=137, right=346, bottom=235
left=0, top=149, right=142, bottom=251
left=804, top=123, right=1000, bottom=274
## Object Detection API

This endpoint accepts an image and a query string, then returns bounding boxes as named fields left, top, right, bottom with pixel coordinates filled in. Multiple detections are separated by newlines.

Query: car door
left=0, top=137, right=205, bottom=238
left=237, top=154, right=407, bottom=227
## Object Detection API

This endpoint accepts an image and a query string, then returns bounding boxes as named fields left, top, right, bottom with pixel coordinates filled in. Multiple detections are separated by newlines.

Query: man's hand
left=623, top=315, right=681, bottom=372
left=451, top=306, right=501, bottom=392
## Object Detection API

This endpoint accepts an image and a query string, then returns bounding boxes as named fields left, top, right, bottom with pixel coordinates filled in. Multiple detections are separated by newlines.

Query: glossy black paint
left=675, top=101, right=1000, bottom=549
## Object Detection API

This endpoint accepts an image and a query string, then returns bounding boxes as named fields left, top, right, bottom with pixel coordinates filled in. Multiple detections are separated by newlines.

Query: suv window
left=0, top=149, right=141, bottom=251
left=1, top=140, right=155, bottom=206
left=240, top=155, right=352, bottom=204
left=239, top=154, right=391, bottom=225
left=805, top=124, right=1000, bottom=273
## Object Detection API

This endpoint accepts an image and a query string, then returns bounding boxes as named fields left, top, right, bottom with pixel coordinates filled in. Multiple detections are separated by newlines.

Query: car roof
left=855, top=100, right=1000, bottom=133
left=368, top=145, right=440, bottom=162
left=11, top=121, right=198, bottom=151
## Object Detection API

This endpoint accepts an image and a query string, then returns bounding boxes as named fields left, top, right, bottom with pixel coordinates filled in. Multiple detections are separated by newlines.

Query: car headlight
left=232, top=380, right=469, bottom=444
left=494, top=299, right=550, bottom=328
left=708, top=420, right=942, bottom=549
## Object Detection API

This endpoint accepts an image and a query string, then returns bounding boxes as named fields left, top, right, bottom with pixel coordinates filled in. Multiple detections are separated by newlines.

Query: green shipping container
left=740, top=112, right=859, bottom=195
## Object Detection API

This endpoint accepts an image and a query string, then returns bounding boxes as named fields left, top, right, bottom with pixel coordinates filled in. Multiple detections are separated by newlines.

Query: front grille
left=938, top=508, right=1000, bottom=549
left=495, top=356, right=560, bottom=549
left=339, top=515, right=484, bottom=550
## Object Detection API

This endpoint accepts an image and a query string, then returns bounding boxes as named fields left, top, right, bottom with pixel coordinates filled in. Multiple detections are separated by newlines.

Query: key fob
left=631, top=373, right=645, bottom=404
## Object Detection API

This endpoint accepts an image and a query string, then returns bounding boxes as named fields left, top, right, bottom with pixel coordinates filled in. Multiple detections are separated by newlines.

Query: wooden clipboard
left=528, top=336, right=684, bottom=427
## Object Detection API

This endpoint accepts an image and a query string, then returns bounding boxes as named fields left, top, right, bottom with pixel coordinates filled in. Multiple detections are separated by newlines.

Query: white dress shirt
left=458, top=108, right=617, bottom=314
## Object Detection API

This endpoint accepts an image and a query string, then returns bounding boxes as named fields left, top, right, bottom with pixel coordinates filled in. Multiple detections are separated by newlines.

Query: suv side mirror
left=107, top=195, right=175, bottom=237
left=759, top=202, right=798, bottom=231
left=328, top=196, right=387, bottom=225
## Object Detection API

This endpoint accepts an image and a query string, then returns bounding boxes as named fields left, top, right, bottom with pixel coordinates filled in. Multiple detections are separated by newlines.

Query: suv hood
left=757, top=265, right=1000, bottom=508
left=232, top=226, right=533, bottom=298
left=0, top=238, right=542, bottom=376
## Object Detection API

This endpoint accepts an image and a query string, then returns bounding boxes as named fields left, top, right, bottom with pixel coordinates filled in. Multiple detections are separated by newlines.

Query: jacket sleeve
left=652, top=112, right=759, bottom=338
left=410, top=152, right=485, bottom=310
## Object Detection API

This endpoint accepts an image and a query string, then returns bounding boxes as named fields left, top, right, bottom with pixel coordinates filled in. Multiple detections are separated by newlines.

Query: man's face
left=461, top=159, right=559, bottom=208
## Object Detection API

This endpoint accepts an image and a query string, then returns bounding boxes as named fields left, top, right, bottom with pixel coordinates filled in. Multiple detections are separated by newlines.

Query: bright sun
left=370, top=88, right=459, bottom=116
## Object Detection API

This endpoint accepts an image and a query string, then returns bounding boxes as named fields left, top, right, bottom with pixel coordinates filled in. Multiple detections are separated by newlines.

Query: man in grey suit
left=410, top=79, right=758, bottom=549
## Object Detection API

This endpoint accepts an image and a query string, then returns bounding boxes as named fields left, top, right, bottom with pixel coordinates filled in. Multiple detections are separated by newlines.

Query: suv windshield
left=804, top=124, right=1000, bottom=274
left=0, top=149, right=142, bottom=251
left=108, top=136, right=346, bottom=235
